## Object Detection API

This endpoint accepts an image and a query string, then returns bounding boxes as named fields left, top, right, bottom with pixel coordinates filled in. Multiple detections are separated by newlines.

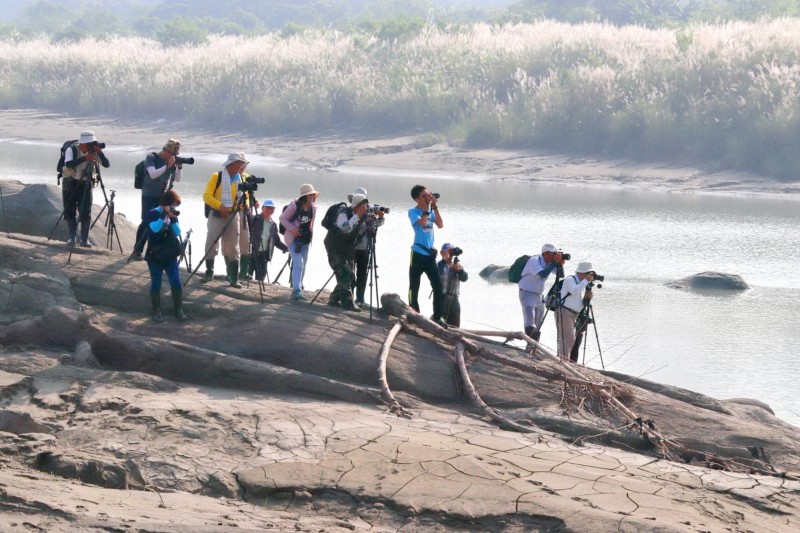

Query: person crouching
left=145, top=190, right=185, bottom=322
left=250, top=199, right=288, bottom=282
left=323, top=193, right=369, bottom=311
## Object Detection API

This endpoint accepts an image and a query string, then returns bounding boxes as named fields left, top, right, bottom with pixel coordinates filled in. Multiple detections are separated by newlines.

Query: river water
left=2, top=139, right=798, bottom=426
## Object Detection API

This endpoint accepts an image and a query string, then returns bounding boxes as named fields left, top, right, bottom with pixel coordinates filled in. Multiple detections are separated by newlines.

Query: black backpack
left=56, top=140, right=78, bottom=183
left=507, top=254, right=531, bottom=283
left=134, top=152, right=158, bottom=190
left=321, top=202, right=347, bottom=231
left=278, top=200, right=301, bottom=235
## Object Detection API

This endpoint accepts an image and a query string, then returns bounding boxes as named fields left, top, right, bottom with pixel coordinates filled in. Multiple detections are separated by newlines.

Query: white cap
left=350, top=193, right=368, bottom=208
left=541, top=243, right=557, bottom=253
left=576, top=262, right=593, bottom=274
left=347, top=187, right=368, bottom=203
left=79, top=131, right=97, bottom=144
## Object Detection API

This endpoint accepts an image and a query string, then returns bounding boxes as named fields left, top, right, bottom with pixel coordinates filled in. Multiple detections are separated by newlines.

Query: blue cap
left=441, top=243, right=453, bottom=252
left=262, top=199, right=276, bottom=208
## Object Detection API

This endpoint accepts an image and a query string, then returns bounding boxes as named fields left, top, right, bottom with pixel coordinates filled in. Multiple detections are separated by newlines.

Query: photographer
left=408, top=184, right=444, bottom=323
left=518, top=243, right=565, bottom=340
left=131, top=138, right=183, bottom=261
left=61, top=131, right=110, bottom=247
left=323, top=193, right=369, bottom=311
left=437, top=243, right=468, bottom=328
left=145, top=190, right=185, bottom=322
left=556, top=262, right=596, bottom=362
left=236, top=170, right=260, bottom=281
left=249, top=199, right=288, bottom=282
left=201, top=152, right=248, bottom=288
left=280, top=184, right=319, bottom=301
left=348, top=187, right=385, bottom=305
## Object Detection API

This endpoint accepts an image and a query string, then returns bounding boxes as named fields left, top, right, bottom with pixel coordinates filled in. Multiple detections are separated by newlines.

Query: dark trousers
left=326, top=247, right=355, bottom=305
left=354, top=248, right=369, bottom=301
left=62, top=177, right=92, bottom=225
left=135, top=195, right=161, bottom=254
left=408, top=251, right=443, bottom=321
left=442, top=294, right=461, bottom=328
left=251, top=251, right=270, bottom=282
left=147, top=259, right=181, bottom=293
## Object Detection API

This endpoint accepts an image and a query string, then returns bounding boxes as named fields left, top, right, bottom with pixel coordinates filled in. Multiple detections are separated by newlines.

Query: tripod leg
left=309, top=272, right=335, bottom=305
left=589, top=306, right=604, bottom=370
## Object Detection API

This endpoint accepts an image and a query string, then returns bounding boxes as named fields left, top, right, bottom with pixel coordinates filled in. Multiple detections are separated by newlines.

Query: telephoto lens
left=175, top=156, right=195, bottom=165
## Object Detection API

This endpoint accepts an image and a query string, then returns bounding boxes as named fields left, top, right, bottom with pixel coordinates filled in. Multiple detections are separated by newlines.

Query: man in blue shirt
left=408, top=184, right=444, bottom=323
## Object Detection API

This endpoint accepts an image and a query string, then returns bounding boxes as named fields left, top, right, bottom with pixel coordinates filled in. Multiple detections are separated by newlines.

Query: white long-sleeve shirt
left=560, top=274, right=590, bottom=312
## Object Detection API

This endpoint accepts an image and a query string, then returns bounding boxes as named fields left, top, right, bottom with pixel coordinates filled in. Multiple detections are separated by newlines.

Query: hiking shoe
left=66, top=236, right=76, bottom=246
left=291, top=290, right=308, bottom=301
left=130, top=251, right=143, bottom=261
left=79, top=241, right=92, bottom=248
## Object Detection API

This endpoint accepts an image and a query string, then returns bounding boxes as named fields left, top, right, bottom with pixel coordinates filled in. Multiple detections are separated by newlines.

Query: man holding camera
left=61, top=131, right=110, bottom=247
left=348, top=187, right=385, bottom=306
left=131, top=138, right=183, bottom=260
left=323, top=193, right=371, bottom=311
left=201, top=152, right=248, bottom=288
left=557, top=262, right=596, bottom=362
left=408, top=184, right=444, bottom=323
left=518, top=243, right=565, bottom=341
left=437, top=243, right=468, bottom=328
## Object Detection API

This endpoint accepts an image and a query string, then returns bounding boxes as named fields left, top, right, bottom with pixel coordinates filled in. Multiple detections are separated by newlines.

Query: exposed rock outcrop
left=666, top=271, right=750, bottom=291
left=478, top=263, right=511, bottom=283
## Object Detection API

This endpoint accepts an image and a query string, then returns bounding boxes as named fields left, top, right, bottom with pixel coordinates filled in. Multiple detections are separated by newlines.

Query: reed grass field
left=1, top=19, right=799, bottom=179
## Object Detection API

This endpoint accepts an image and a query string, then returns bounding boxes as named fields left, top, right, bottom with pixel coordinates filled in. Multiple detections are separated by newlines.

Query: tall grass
left=1, top=20, right=799, bottom=179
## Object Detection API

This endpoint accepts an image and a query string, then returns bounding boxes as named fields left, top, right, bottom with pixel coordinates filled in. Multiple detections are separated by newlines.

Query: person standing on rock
left=201, top=153, right=248, bottom=288
left=145, top=190, right=185, bottom=322
left=250, top=199, right=288, bottom=282
left=407, top=184, right=444, bottom=323
left=280, top=184, right=319, bottom=301
left=323, top=192, right=370, bottom=311
left=437, top=243, right=468, bottom=328
left=61, top=131, right=110, bottom=247
left=348, top=187, right=385, bottom=306
left=131, top=139, right=182, bottom=261
left=518, top=244, right=564, bottom=341
left=556, top=262, right=595, bottom=362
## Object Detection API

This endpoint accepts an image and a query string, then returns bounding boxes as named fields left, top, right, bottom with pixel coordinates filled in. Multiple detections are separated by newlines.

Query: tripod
left=364, top=227, right=381, bottom=323
left=184, top=193, right=247, bottom=287
left=180, top=228, right=193, bottom=273
left=573, top=296, right=604, bottom=370
left=242, top=201, right=265, bottom=303
left=66, top=177, right=94, bottom=265
left=272, top=255, right=291, bottom=285
left=89, top=188, right=122, bottom=252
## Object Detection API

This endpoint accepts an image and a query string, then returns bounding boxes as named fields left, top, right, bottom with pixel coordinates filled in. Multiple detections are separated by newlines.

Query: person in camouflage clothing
left=323, top=193, right=369, bottom=312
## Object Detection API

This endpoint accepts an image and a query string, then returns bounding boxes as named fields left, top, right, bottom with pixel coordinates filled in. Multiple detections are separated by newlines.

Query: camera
left=432, top=193, right=441, bottom=199
left=591, top=273, right=605, bottom=282
left=558, top=250, right=571, bottom=261
left=170, top=209, right=181, bottom=217
left=450, top=246, right=463, bottom=257
left=175, top=156, right=195, bottom=165
left=586, top=280, right=603, bottom=291
left=239, top=181, right=258, bottom=193
left=89, top=141, right=106, bottom=152
left=367, top=204, right=390, bottom=214
left=245, top=175, right=266, bottom=184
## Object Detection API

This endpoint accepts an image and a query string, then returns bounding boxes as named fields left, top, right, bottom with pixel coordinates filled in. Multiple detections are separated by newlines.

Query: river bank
left=2, top=109, right=798, bottom=198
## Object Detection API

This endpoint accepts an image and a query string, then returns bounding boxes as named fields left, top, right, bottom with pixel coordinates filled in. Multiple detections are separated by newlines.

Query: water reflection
left=2, top=140, right=798, bottom=426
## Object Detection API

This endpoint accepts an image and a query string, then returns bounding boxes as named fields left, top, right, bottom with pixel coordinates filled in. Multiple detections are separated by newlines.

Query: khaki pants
left=204, top=212, right=240, bottom=262
left=555, top=307, right=578, bottom=361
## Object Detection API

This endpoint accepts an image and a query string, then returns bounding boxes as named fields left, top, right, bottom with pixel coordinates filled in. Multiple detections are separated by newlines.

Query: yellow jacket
left=202, top=170, right=239, bottom=212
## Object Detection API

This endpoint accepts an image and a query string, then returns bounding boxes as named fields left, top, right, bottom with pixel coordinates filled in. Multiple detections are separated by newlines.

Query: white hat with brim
left=576, top=262, right=593, bottom=274
left=541, top=243, right=557, bottom=254
left=350, top=193, right=368, bottom=208
left=79, top=131, right=97, bottom=144
left=223, top=152, right=249, bottom=167
left=298, top=183, right=320, bottom=198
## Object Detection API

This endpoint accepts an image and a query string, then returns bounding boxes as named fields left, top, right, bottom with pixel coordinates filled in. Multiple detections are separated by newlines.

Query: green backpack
left=507, top=254, right=531, bottom=283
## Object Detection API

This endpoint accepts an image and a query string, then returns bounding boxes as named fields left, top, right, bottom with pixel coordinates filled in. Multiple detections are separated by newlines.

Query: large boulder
left=665, top=271, right=750, bottom=291
left=478, top=264, right=511, bottom=284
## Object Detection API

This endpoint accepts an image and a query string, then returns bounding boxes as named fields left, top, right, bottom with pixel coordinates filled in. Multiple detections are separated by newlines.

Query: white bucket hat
left=79, top=131, right=97, bottom=144
left=541, top=243, right=558, bottom=253
left=350, top=193, right=368, bottom=208
left=576, top=261, right=594, bottom=274
left=223, top=152, right=249, bottom=167
left=298, top=183, right=320, bottom=198
left=347, top=187, right=368, bottom=203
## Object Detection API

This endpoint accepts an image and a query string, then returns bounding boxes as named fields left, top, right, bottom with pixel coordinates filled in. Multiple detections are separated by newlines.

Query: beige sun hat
left=298, top=183, right=320, bottom=198
left=223, top=152, right=249, bottom=167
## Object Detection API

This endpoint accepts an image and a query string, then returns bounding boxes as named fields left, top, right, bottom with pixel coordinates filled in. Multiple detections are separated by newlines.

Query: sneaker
left=79, top=241, right=92, bottom=248
left=291, top=290, right=308, bottom=301
left=66, top=236, right=76, bottom=246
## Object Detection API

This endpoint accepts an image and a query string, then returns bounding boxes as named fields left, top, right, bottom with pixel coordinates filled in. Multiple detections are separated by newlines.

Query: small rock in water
left=665, top=271, right=749, bottom=291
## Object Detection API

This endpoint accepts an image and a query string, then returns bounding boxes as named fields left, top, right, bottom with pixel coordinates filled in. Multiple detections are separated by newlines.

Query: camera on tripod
left=450, top=246, right=463, bottom=257
left=175, top=156, right=195, bottom=166
left=558, top=249, right=571, bottom=261
left=367, top=204, right=390, bottom=214
left=239, top=175, right=265, bottom=193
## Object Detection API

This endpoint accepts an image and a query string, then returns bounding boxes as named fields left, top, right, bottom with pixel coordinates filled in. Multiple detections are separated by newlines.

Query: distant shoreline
left=1, top=108, right=798, bottom=199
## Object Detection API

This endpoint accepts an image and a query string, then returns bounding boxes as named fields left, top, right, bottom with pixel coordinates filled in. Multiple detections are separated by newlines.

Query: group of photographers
left=59, top=134, right=596, bottom=362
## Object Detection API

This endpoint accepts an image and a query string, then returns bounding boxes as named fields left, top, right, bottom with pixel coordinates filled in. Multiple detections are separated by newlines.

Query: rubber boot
left=202, top=259, right=215, bottom=283
left=79, top=222, right=92, bottom=248
left=341, top=297, right=361, bottom=312
left=532, top=330, right=541, bottom=342
left=66, top=219, right=78, bottom=246
left=239, top=256, right=251, bottom=280
left=228, top=260, right=242, bottom=288
left=524, top=326, right=534, bottom=339
left=150, top=292, right=162, bottom=322
left=172, top=289, right=186, bottom=321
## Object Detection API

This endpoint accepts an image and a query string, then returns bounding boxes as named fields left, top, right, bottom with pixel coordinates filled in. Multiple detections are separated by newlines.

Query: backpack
left=56, top=140, right=78, bottom=183
left=320, top=202, right=347, bottom=231
left=278, top=200, right=301, bottom=235
left=203, top=172, right=223, bottom=218
left=134, top=152, right=158, bottom=190
left=507, top=254, right=531, bottom=283
left=545, top=276, right=571, bottom=311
